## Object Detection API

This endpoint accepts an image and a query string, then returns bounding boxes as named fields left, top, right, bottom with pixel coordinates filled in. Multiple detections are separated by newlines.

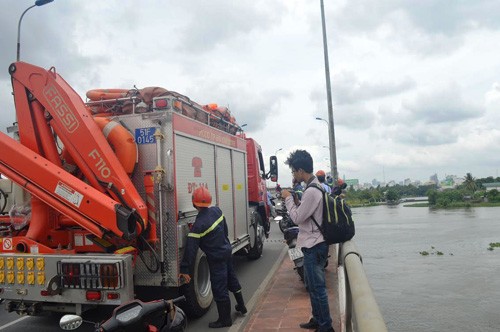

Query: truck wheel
left=181, top=249, right=213, bottom=318
left=247, top=213, right=264, bottom=260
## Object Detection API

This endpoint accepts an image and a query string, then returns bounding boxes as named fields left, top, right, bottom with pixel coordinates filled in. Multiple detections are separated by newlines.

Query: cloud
left=2, top=0, right=499, bottom=186
left=402, top=84, right=484, bottom=124
left=0, top=1, right=100, bottom=80
left=174, top=0, right=286, bottom=53
left=390, top=123, right=458, bottom=146
left=188, top=79, right=290, bottom=132
left=310, top=88, right=376, bottom=130
left=330, top=1, right=500, bottom=56
left=485, top=82, right=500, bottom=107
left=333, top=71, right=416, bottom=105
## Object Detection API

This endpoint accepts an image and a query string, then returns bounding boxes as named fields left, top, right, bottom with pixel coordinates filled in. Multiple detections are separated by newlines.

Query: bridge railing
left=334, top=241, right=388, bottom=332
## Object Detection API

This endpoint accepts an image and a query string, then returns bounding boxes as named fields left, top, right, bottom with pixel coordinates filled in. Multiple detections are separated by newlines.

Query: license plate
left=288, top=247, right=303, bottom=261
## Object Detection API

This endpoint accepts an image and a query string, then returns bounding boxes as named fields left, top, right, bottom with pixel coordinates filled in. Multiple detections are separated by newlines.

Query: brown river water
left=353, top=204, right=500, bottom=332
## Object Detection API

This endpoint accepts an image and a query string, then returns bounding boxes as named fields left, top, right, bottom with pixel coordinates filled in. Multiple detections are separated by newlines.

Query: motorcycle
left=274, top=194, right=296, bottom=233
left=279, top=187, right=338, bottom=283
left=283, top=226, right=304, bottom=282
left=59, top=296, right=186, bottom=332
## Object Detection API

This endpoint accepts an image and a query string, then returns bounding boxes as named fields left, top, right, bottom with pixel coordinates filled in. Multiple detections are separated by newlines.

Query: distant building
left=345, top=179, right=360, bottom=189
left=483, top=182, right=500, bottom=191
left=429, top=173, right=439, bottom=185
left=440, top=175, right=465, bottom=189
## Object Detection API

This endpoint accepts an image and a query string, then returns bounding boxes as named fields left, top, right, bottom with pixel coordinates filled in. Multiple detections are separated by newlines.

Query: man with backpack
left=281, top=150, right=334, bottom=332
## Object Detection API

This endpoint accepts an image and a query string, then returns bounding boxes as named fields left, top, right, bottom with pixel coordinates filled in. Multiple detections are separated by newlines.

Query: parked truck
left=0, top=61, right=278, bottom=317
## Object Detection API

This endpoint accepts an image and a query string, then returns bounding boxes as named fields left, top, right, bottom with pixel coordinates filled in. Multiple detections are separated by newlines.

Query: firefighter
left=292, top=177, right=304, bottom=201
left=179, top=187, right=247, bottom=328
left=315, top=170, right=331, bottom=194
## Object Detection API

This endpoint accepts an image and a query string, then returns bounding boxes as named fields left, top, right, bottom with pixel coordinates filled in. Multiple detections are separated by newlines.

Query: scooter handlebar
left=99, top=296, right=186, bottom=332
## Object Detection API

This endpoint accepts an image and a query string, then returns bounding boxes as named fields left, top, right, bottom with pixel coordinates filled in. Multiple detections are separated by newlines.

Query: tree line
left=345, top=174, right=500, bottom=208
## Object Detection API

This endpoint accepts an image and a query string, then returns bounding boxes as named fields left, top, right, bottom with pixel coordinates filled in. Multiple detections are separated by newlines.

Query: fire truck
left=0, top=61, right=278, bottom=317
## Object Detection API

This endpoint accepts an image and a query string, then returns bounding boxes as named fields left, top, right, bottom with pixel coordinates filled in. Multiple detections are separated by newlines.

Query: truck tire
left=181, top=249, right=213, bottom=318
left=247, top=213, right=264, bottom=260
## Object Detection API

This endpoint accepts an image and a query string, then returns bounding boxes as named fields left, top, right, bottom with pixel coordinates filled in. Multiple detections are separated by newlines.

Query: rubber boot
left=233, top=291, right=247, bottom=314
left=209, top=300, right=232, bottom=328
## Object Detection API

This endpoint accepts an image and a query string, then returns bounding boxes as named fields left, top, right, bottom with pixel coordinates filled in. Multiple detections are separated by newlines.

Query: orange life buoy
left=86, top=89, right=129, bottom=101
left=94, top=117, right=138, bottom=175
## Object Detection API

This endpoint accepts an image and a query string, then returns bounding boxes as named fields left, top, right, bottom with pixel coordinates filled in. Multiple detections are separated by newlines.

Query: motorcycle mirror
left=59, top=314, right=83, bottom=330
left=268, top=156, right=278, bottom=182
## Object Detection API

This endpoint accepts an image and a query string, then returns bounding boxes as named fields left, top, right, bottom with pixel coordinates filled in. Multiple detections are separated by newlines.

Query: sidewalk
left=235, top=246, right=339, bottom=332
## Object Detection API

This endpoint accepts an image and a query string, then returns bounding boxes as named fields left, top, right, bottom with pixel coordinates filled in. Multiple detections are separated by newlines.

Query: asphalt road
left=0, top=221, right=287, bottom=332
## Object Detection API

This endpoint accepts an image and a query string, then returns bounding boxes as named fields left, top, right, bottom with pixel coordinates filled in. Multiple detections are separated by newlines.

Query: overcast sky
left=1, top=0, right=500, bottom=187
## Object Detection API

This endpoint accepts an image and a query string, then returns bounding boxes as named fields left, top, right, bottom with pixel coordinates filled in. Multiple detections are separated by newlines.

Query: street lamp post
left=316, top=116, right=337, bottom=178
left=274, top=148, right=283, bottom=155
left=237, top=123, right=247, bottom=134
left=319, top=0, right=338, bottom=183
left=17, top=0, right=54, bottom=62
left=316, top=117, right=328, bottom=125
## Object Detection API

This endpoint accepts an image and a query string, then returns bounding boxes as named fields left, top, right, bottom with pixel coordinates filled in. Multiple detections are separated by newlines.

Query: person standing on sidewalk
left=292, top=177, right=304, bottom=201
left=282, top=150, right=334, bottom=332
left=179, top=186, right=247, bottom=328
left=315, top=170, right=332, bottom=194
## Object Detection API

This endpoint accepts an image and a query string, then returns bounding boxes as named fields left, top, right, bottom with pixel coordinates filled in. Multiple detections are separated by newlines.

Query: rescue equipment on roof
left=86, top=88, right=129, bottom=101
left=85, top=87, right=241, bottom=135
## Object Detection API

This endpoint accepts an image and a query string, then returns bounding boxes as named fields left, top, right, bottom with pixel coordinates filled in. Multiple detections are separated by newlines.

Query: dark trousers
left=302, top=242, right=333, bottom=330
left=208, top=256, right=242, bottom=302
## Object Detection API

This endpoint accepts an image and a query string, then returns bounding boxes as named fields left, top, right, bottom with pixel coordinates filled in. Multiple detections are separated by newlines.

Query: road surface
left=0, top=221, right=287, bottom=331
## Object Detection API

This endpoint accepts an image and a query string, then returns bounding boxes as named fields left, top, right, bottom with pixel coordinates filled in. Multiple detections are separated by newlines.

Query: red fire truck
left=0, top=61, right=278, bottom=317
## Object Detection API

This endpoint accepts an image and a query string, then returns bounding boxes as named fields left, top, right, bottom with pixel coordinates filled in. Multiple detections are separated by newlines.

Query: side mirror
left=269, top=156, right=278, bottom=182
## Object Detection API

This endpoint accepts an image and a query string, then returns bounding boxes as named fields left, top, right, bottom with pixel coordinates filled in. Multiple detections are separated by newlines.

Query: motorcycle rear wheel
left=279, top=217, right=289, bottom=233
left=296, top=266, right=304, bottom=282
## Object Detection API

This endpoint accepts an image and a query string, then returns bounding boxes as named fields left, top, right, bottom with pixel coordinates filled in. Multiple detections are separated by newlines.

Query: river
left=353, top=204, right=500, bottom=332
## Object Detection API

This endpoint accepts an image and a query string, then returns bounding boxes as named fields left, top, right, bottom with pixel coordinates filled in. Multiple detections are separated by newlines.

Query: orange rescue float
left=86, top=88, right=129, bottom=101
left=93, top=117, right=138, bottom=175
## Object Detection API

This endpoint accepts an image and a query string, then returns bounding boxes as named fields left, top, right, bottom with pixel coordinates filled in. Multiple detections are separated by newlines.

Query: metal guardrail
left=338, top=241, right=388, bottom=332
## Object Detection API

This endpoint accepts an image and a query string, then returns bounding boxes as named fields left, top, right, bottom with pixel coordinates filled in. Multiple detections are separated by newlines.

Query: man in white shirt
left=282, top=150, right=334, bottom=332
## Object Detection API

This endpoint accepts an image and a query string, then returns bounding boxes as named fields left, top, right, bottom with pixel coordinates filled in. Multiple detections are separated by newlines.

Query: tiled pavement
left=240, top=248, right=338, bottom=332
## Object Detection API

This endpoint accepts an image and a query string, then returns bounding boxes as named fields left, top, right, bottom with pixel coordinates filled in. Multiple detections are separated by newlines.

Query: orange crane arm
left=6, top=61, right=147, bottom=240
left=0, top=132, right=135, bottom=240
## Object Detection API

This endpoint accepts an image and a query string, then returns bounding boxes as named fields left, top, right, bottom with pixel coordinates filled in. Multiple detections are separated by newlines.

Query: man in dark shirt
left=180, top=187, right=247, bottom=328
left=292, top=177, right=304, bottom=201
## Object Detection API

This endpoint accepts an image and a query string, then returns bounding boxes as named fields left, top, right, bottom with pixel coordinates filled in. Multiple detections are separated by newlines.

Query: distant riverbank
left=351, top=201, right=500, bottom=208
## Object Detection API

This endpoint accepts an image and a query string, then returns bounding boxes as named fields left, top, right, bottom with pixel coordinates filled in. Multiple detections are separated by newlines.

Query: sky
left=1, top=0, right=500, bottom=187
